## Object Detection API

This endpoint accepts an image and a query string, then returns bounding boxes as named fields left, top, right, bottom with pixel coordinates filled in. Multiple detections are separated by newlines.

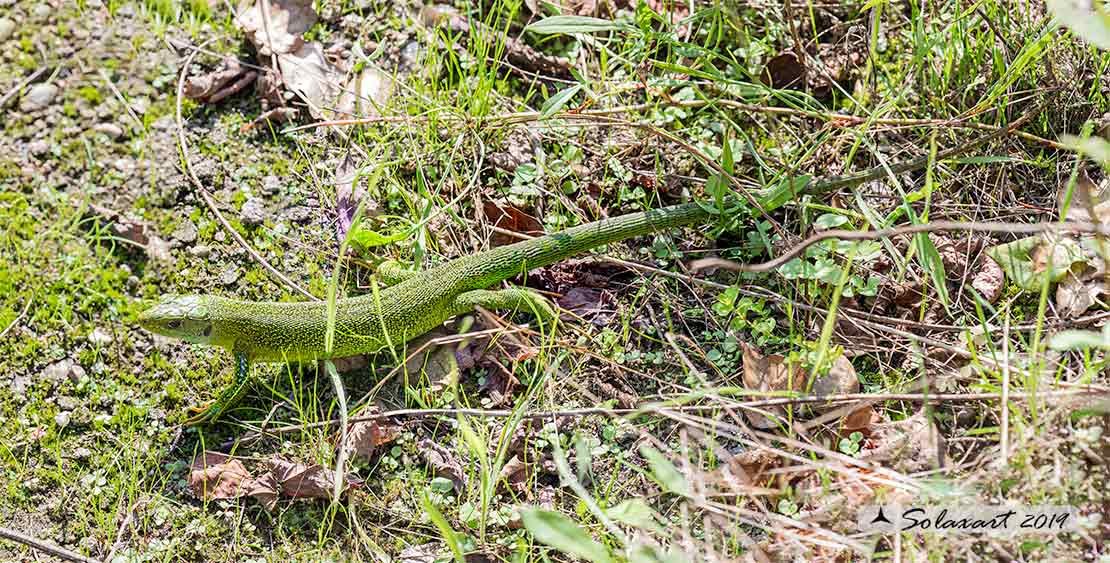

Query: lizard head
left=138, top=295, right=217, bottom=344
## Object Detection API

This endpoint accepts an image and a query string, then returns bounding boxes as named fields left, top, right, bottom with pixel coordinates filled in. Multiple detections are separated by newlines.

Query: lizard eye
left=167, top=320, right=182, bottom=329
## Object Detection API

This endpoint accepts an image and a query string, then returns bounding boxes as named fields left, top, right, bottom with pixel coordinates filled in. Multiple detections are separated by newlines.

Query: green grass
left=1, top=0, right=1109, bottom=561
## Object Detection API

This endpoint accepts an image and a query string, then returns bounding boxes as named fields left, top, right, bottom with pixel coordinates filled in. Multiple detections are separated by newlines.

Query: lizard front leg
left=377, top=259, right=419, bottom=285
left=453, top=288, right=558, bottom=330
left=183, top=351, right=253, bottom=426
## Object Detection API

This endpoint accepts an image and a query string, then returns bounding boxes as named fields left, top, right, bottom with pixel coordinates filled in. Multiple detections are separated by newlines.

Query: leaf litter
left=989, top=167, right=1110, bottom=316
left=188, top=451, right=361, bottom=511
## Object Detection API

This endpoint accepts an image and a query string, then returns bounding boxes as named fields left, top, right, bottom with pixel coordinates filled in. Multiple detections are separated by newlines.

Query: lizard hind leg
left=377, top=259, right=419, bottom=286
left=183, top=351, right=253, bottom=426
left=453, top=288, right=559, bottom=331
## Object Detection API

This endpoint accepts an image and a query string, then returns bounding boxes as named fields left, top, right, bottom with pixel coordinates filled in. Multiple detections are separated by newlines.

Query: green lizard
left=139, top=126, right=1010, bottom=424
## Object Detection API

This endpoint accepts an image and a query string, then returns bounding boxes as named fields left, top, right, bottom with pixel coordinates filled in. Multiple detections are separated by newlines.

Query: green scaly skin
left=139, top=127, right=1004, bottom=424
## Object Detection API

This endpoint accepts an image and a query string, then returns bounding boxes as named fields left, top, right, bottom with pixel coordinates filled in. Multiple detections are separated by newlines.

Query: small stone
left=171, top=219, right=198, bottom=243
left=111, top=158, right=135, bottom=173
left=72, top=447, right=92, bottom=459
left=33, top=4, right=51, bottom=18
left=20, top=83, right=58, bottom=112
left=68, top=363, right=86, bottom=383
left=261, top=175, right=282, bottom=195
left=129, top=96, right=149, bottom=115
left=188, top=245, right=211, bottom=258
left=0, top=18, right=15, bottom=42
left=93, top=122, right=124, bottom=139
left=239, top=197, right=267, bottom=227
left=146, top=236, right=173, bottom=263
left=10, top=375, right=30, bottom=399
left=152, top=115, right=174, bottom=130
left=54, top=411, right=71, bottom=428
left=286, top=205, right=312, bottom=223
left=43, top=359, right=77, bottom=383
left=27, top=140, right=50, bottom=157
left=88, top=327, right=113, bottom=346
left=57, top=396, right=79, bottom=411
left=218, top=265, right=241, bottom=286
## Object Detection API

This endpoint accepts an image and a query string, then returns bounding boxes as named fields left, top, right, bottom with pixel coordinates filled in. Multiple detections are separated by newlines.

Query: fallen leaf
left=184, top=58, right=257, bottom=104
left=498, top=454, right=531, bottom=493
left=483, top=200, right=544, bottom=247
left=268, top=458, right=362, bottom=501
left=254, top=68, right=285, bottom=109
left=808, top=355, right=859, bottom=400
left=840, top=405, right=878, bottom=434
left=344, top=414, right=401, bottom=462
left=188, top=452, right=254, bottom=500
left=740, top=342, right=806, bottom=429
left=862, top=411, right=946, bottom=473
left=245, top=472, right=279, bottom=511
left=276, top=41, right=344, bottom=119
left=971, top=255, right=1005, bottom=303
left=556, top=287, right=615, bottom=326
left=334, top=156, right=374, bottom=243
left=761, top=52, right=806, bottom=89
left=708, top=447, right=782, bottom=495
left=235, top=0, right=316, bottom=56
left=1056, top=262, right=1110, bottom=317
left=404, top=329, right=460, bottom=392
left=335, top=65, right=394, bottom=120
left=419, top=438, right=467, bottom=493
left=988, top=233, right=1087, bottom=291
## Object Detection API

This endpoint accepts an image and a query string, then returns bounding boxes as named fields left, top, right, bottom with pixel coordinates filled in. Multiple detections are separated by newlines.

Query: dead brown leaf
left=268, top=458, right=362, bottom=501
left=862, top=411, right=946, bottom=473
left=404, top=329, right=460, bottom=392
left=189, top=452, right=253, bottom=501
left=419, top=438, right=467, bottom=493
left=335, top=65, right=394, bottom=120
left=740, top=342, right=807, bottom=429
left=498, top=454, right=531, bottom=494
left=188, top=452, right=360, bottom=511
left=276, top=41, right=344, bottom=119
left=1056, top=261, right=1110, bottom=317
left=1060, top=168, right=1110, bottom=223
left=235, top=0, right=316, bottom=56
left=344, top=413, right=401, bottom=462
left=86, top=204, right=172, bottom=263
left=184, top=58, right=257, bottom=104
left=971, top=255, right=1005, bottom=303
left=761, top=52, right=806, bottom=89
left=707, top=447, right=783, bottom=496
left=808, top=355, right=859, bottom=400
left=840, top=405, right=878, bottom=434
left=557, top=287, right=616, bottom=326
left=483, top=200, right=544, bottom=247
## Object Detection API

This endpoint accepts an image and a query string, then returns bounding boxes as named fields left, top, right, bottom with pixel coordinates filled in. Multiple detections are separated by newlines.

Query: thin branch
left=0, top=66, right=50, bottom=110
left=174, top=40, right=318, bottom=301
left=245, top=388, right=1105, bottom=437
left=688, top=219, right=1110, bottom=274
left=0, top=527, right=101, bottom=563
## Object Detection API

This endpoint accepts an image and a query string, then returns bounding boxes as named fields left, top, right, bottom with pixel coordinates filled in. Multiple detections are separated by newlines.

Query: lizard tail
left=460, top=200, right=716, bottom=288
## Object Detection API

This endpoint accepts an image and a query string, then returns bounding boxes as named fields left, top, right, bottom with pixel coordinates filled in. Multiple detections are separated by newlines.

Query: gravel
left=20, top=83, right=58, bottom=112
